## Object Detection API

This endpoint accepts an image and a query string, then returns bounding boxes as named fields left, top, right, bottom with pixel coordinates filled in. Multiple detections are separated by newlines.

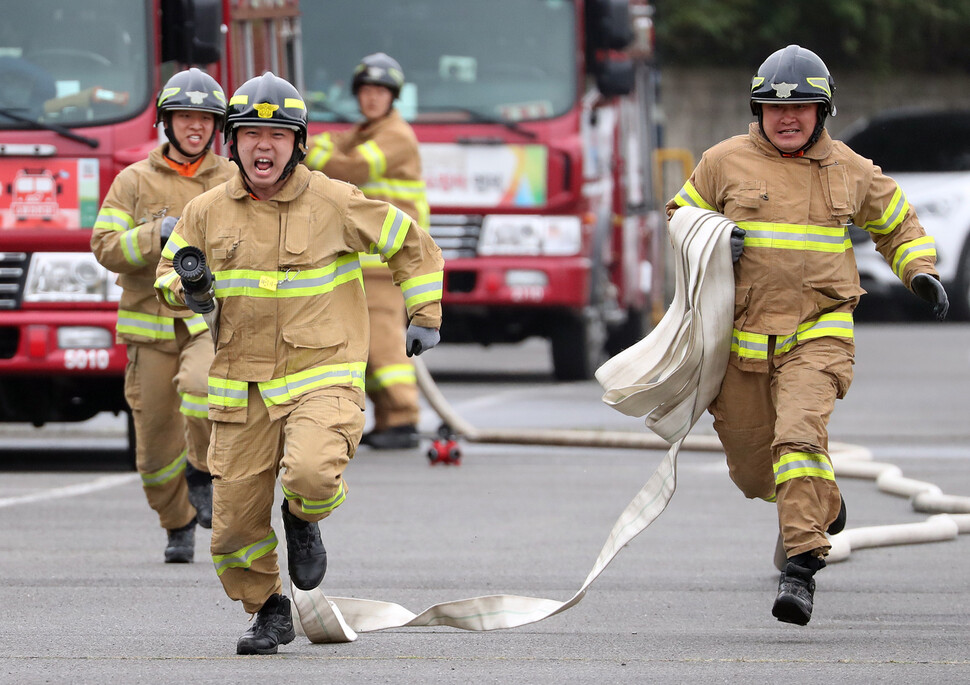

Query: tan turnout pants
left=208, top=384, right=365, bottom=613
left=125, top=320, right=213, bottom=531
left=363, top=268, right=419, bottom=430
left=709, top=337, right=848, bottom=558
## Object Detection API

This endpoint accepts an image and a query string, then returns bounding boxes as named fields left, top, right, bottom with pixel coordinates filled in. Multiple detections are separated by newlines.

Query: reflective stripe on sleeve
left=374, top=206, right=410, bottom=261
left=861, top=186, right=909, bottom=235
left=672, top=181, right=716, bottom=211
left=892, top=236, right=937, bottom=279
left=357, top=140, right=387, bottom=181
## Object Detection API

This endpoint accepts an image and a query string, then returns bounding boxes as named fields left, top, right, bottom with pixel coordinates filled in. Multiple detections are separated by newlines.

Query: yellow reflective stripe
left=673, top=181, right=715, bottom=211
left=774, top=451, right=835, bottom=485
left=305, top=132, right=334, bottom=170
left=161, top=231, right=190, bottom=261
left=120, top=227, right=147, bottom=266
left=862, top=187, right=909, bottom=235
left=155, top=269, right=182, bottom=307
left=892, top=236, right=936, bottom=278
left=141, top=449, right=187, bottom=488
left=282, top=481, right=347, bottom=516
left=360, top=178, right=430, bottom=228
left=401, top=271, right=443, bottom=309
left=367, top=363, right=416, bottom=390
left=257, top=362, right=367, bottom=406
left=736, top=222, right=851, bottom=253
left=212, top=531, right=278, bottom=576
left=179, top=391, right=208, bottom=418
left=95, top=208, right=134, bottom=232
left=208, top=378, right=249, bottom=409
left=775, top=312, right=853, bottom=352
left=183, top=313, right=209, bottom=335
left=357, top=140, right=387, bottom=181
left=375, top=206, right=410, bottom=261
left=213, top=254, right=362, bottom=298
left=731, top=330, right=769, bottom=360
left=116, top=310, right=176, bottom=340
left=359, top=252, right=386, bottom=269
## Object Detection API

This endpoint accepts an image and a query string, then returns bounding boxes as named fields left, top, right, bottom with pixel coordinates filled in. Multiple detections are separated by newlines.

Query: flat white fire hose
left=292, top=206, right=970, bottom=642
left=292, top=207, right=738, bottom=642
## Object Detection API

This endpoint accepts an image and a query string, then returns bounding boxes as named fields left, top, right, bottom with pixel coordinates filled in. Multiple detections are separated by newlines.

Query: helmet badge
left=254, top=102, right=280, bottom=118
left=771, top=82, right=798, bottom=98
left=185, top=91, right=209, bottom=105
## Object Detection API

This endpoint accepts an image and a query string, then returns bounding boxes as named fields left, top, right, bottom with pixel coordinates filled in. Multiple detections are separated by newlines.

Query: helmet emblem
left=367, top=67, right=386, bottom=80
left=771, top=82, right=797, bottom=98
left=185, top=90, right=209, bottom=105
left=254, top=103, right=280, bottom=118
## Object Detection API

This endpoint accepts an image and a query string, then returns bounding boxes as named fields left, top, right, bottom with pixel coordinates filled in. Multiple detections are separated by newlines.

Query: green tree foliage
left=653, top=0, right=970, bottom=74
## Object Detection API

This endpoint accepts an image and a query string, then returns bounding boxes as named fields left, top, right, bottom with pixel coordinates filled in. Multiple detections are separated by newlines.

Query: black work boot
left=827, top=495, right=847, bottom=536
left=164, top=516, right=196, bottom=563
left=360, top=425, right=419, bottom=450
left=185, top=462, right=213, bottom=529
left=236, top=593, right=296, bottom=655
left=772, top=551, right=825, bottom=625
left=280, top=499, right=327, bottom=590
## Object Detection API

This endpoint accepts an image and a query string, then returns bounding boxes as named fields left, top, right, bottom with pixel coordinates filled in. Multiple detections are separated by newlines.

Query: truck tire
left=126, top=410, right=137, bottom=471
left=551, top=310, right=607, bottom=381
left=606, top=307, right=651, bottom=357
left=954, top=241, right=970, bottom=321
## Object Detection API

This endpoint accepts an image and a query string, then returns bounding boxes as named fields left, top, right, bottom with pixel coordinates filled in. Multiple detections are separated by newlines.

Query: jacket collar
left=226, top=161, right=312, bottom=201
left=748, top=122, right=833, bottom=160
left=149, top=143, right=224, bottom=175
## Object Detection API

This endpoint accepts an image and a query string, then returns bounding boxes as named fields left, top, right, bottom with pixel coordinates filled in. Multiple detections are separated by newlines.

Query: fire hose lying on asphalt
left=288, top=207, right=970, bottom=642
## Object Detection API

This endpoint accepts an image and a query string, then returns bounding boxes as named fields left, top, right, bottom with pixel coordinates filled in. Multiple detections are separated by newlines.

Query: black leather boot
left=236, top=594, right=296, bottom=655
left=280, top=499, right=327, bottom=590
left=360, top=425, right=419, bottom=450
left=772, top=551, right=825, bottom=625
left=164, top=516, right=196, bottom=563
left=185, top=462, right=213, bottom=529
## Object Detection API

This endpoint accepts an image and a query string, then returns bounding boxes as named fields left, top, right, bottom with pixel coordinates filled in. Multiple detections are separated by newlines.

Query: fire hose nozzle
left=172, top=246, right=215, bottom=314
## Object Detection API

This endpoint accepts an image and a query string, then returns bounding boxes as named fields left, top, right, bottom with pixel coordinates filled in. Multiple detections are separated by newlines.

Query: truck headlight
left=22, top=253, right=121, bottom=303
left=479, top=215, right=581, bottom=256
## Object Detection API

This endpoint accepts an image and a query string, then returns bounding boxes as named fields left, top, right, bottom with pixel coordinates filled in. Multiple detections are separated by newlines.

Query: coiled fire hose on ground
left=292, top=207, right=970, bottom=643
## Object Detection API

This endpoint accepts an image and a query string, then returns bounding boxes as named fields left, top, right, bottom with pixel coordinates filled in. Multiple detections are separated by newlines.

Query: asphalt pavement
left=1, top=323, right=969, bottom=683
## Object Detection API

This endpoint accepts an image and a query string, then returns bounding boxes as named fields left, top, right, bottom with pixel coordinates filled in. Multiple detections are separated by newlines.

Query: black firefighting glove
left=160, top=215, right=178, bottom=250
left=730, top=226, right=745, bottom=263
left=911, top=273, right=949, bottom=321
left=406, top=324, right=440, bottom=357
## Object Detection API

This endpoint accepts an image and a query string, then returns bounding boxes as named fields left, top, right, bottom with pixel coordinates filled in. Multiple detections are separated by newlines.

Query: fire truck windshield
left=0, top=1, right=150, bottom=129
left=301, top=0, right=576, bottom=124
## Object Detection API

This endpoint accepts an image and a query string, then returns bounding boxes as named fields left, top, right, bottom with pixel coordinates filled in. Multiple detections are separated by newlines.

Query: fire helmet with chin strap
left=351, top=52, right=405, bottom=99
left=750, top=45, right=836, bottom=152
left=155, top=67, right=226, bottom=158
left=225, top=72, right=308, bottom=184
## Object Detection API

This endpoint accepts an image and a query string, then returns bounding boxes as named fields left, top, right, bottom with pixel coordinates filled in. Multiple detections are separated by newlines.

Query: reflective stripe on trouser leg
left=126, top=343, right=194, bottom=530
left=708, top=360, right=777, bottom=502
left=771, top=337, right=850, bottom=558
left=174, top=325, right=214, bottom=474
left=280, top=392, right=365, bottom=524
left=363, top=269, right=419, bottom=430
left=208, top=383, right=286, bottom=614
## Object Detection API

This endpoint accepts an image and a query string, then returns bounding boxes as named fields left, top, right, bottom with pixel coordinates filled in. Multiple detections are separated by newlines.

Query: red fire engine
left=0, top=0, right=671, bottom=452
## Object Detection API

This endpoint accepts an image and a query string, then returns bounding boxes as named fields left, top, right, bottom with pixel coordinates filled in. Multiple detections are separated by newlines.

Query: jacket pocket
left=820, top=163, right=852, bottom=223
left=734, top=284, right=751, bottom=325
left=282, top=323, right=346, bottom=350
left=736, top=180, right=767, bottom=209
left=809, top=281, right=866, bottom=314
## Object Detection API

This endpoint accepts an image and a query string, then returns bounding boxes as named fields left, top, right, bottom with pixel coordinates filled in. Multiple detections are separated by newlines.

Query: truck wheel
left=551, top=311, right=607, bottom=381
left=606, top=307, right=652, bottom=357
left=954, top=243, right=970, bottom=321
left=125, top=411, right=137, bottom=471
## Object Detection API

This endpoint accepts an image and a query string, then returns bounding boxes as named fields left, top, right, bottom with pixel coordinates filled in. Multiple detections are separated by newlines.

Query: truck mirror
left=594, top=58, right=635, bottom=98
left=161, top=0, right=223, bottom=66
left=587, top=0, right=633, bottom=51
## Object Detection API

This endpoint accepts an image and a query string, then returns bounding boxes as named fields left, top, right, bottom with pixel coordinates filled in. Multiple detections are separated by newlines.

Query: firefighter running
left=666, top=45, right=948, bottom=626
left=154, top=72, right=444, bottom=655
left=305, top=52, right=430, bottom=450
left=91, top=68, right=234, bottom=563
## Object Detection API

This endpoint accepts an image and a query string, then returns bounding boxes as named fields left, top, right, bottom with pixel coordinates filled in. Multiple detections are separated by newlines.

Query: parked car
left=841, top=108, right=970, bottom=319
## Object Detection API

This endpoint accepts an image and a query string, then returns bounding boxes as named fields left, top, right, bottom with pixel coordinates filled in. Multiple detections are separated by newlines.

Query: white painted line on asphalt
left=0, top=473, right=138, bottom=508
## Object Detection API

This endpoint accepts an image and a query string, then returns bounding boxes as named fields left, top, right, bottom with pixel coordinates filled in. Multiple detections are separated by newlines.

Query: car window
left=843, top=111, right=970, bottom=172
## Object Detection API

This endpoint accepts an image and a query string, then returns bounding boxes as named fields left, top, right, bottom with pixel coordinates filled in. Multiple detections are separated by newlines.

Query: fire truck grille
left=429, top=215, right=481, bottom=260
left=0, top=252, right=27, bottom=310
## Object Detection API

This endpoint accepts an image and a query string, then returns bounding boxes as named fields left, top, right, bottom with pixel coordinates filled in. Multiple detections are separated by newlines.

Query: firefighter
left=305, top=52, right=430, bottom=450
left=666, top=45, right=948, bottom=626
left=91, top=68, right=234, bottom=563
left=154, top=72, right=444, bottom=655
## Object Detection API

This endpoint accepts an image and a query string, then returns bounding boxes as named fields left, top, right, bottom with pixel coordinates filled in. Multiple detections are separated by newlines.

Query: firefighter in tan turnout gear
left=666, top=45, right=949, bottom=626
left=155, top=72, right=444, bottom=655
left=91, top=68, right=234, bottom=563
left=305, top=52, right=431, bottom=450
